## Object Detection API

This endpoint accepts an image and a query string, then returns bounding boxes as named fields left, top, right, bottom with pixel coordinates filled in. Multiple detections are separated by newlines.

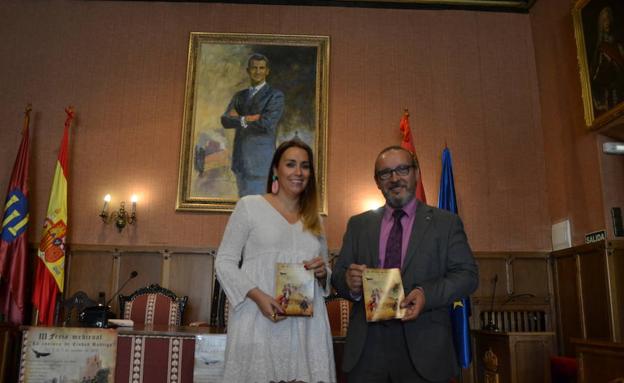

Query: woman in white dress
left=215, top=139, right=336, bottom=383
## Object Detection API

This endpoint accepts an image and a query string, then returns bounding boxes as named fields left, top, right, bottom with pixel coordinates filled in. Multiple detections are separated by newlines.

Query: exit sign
left=585, top=230, right=606, bottom=244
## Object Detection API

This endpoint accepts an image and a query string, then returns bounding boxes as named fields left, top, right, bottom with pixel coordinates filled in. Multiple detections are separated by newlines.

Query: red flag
left=399, top=110, right=426, bottom=203
left=0, top=106, right=32, bottom=325
left=32, top=107, right=74, bottom=325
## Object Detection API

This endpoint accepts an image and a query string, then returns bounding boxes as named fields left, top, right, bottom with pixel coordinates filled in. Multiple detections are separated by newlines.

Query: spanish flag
left=0, top=106, right=32, bottom=325
left=32, top=107, right=74, bottom=325
left=399, top=110, right=426, bottom=203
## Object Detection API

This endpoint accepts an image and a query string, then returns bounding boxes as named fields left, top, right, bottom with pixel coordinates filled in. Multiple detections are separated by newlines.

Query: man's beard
left=382, top=180, right=415, bottom=208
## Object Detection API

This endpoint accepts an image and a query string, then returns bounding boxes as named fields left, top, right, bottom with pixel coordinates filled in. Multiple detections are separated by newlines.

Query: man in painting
left=221, top=53, right=285, bottom=197
left=590, top=6, right=624, bottom=114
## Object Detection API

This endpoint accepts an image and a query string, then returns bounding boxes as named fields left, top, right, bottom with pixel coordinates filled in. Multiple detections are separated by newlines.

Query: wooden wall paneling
left=512, top=337, right=553, bottom=382
left=65, top=248, right=559, bottom=332
left=552, top=241, right=624, bottom=355
left=116, top=251, right=162, bottom=315
left=472, top=254, right=507, bottom=300
left=572, top=338, right=624, bottom=383
left=509, top=257, right=550, bottom=298
left=578, top=249, right=612, bottom=340
left=160, top=249, right=171, bottom=289
left=471, top=253, right=552, bottom=332
left=608, top=244, right=624, bottom=341
left=67, top=245, right=217, bottom=324
left=66, top=249, right=115, bottom=305
left=471, top=254, right=506, bottom=331
left=552, top=251, right=583, bottom=355
left=168, top=250, right=216, bottom=324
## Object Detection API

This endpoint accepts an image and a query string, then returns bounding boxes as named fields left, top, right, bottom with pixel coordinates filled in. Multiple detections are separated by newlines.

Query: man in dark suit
left=221, top=53, right=285, bottom=196
left=332, top=146, right=478, bottom=383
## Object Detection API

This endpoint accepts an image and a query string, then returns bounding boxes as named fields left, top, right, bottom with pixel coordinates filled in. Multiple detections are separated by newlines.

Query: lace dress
left=215, top=195, right=336, bottom=383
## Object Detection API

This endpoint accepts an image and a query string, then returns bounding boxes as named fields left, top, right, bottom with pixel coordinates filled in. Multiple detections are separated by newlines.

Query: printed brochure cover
left=275, top=263, right=315, bottom=316
left=363, top=268, right=405, bottom=322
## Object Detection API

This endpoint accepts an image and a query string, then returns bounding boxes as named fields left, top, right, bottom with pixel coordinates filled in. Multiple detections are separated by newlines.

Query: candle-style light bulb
left=102, top=194, right=111, bottom=213
left=130, top=195, right=138, bottom=214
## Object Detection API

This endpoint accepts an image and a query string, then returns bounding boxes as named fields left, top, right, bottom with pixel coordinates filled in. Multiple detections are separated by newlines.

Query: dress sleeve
left=215, top=198, right=257, bottom=309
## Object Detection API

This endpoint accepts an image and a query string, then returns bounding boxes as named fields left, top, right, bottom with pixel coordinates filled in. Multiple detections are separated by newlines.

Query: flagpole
left=24, top=104, right=39, bottom=326
left=30, top=108, right=37, bottom=325
left=23, top=104, right=32, bottom=132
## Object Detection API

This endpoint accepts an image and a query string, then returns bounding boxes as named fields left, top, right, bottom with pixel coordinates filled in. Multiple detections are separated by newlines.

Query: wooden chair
left=118, top=283, right=188, bottom=326
left=325, top=294, right=351, bottom=337
left=210, top=278, right=228, bottom=328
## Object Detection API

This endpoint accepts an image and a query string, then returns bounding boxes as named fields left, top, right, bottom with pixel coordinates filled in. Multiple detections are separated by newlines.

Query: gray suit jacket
left=331, top=203, right=478, bottom=382
left=221, top=84, right=285, bottom=178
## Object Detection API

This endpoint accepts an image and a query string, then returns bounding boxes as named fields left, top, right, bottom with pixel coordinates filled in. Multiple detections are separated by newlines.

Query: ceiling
left=134, top=0, right=537, bottom=13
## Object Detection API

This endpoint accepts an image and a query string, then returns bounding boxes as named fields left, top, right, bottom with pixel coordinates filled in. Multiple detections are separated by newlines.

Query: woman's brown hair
left=266, top=139, right=322, bottom=236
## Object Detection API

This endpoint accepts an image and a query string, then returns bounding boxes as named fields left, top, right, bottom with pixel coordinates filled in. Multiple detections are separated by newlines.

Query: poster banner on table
left=19, top=326, right=117, bottom=383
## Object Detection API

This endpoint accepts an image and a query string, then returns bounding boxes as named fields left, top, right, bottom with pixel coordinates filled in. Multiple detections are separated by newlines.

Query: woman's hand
left=304, top=256, right=328, bottom=288
left=247, top=288, right=285, bottom=322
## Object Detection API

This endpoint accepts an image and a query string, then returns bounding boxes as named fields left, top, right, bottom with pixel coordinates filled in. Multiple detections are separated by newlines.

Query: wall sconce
left=362, top=197, right=385, bottom=212
left=99, top=194, right=137, bottom=232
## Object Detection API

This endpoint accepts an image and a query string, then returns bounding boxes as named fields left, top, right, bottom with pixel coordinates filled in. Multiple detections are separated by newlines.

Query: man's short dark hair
left=247, top=53, right=270, bottom=69
left=375, top=145, right=419, bottom=172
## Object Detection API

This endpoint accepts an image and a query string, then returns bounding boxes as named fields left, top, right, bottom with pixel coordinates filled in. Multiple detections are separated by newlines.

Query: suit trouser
left=347, top=320, right=448, bottom=383
left=235, top=172, right=266, bottom=197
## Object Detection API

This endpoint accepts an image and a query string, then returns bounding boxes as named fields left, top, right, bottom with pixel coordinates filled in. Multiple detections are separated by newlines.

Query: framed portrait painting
left=177, top=33, right=330, bottom=213
left=573, top=0, right=624, bottom=129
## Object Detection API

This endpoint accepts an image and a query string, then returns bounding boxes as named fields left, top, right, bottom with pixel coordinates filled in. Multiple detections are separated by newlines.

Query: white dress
left=215, top=195, right=336, bottom=383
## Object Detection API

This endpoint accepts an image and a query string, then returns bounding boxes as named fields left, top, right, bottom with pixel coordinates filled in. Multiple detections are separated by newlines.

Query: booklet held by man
left=363, top=268, right=406, bottom=322
left=275, top=263, right=315, bottom=316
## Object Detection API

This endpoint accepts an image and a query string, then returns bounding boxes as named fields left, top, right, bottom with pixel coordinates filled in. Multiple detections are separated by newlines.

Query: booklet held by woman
left=363, top=268, right=406, bottom=322
left=275, top=263, right=315, bottom=316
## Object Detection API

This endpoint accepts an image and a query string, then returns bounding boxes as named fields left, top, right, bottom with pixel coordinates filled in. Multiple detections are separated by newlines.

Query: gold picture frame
left=177, top=33, right=330, bottom=213
left=573, top=0, right=624, bottom=129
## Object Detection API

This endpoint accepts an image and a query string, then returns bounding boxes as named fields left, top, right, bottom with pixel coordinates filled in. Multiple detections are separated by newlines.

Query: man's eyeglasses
left=376, top=164, right=414, bottom=180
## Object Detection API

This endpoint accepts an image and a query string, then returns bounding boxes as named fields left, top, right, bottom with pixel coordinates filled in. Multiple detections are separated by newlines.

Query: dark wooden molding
left=104, top=0, right=536, bottom=13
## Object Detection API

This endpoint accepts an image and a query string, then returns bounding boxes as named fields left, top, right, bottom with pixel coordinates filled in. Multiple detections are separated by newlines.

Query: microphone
left=80, top=271, right=138, bottom=328
left=106, top=270, right=138, bottom=307
left=483, top=274, right=500, bottom=332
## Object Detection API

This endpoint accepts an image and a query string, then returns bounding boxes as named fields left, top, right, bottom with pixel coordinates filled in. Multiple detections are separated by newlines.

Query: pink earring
left=271, top=175, right=279, bottom=194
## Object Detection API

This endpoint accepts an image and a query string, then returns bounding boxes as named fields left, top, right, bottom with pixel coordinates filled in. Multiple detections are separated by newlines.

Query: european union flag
left=438, top=147, right=472, bottom=368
